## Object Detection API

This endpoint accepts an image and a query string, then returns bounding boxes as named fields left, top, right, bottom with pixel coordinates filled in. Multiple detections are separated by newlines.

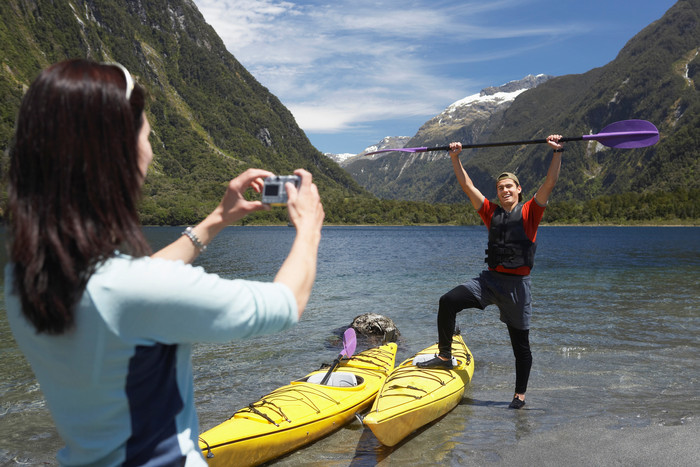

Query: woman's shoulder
left=99, top=253, right=186, bottom=271
left=92, top=254, right=202, bottom=287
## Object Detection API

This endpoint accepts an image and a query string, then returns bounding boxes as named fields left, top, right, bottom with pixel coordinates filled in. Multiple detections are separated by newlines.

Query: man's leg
left=507, top=325, right=532, bottom=408
left=418, top=284, right=482, bottom=368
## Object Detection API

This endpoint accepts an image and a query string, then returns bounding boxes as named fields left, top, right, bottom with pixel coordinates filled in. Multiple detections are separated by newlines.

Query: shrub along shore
left=138, top=188, right=699, bottom=227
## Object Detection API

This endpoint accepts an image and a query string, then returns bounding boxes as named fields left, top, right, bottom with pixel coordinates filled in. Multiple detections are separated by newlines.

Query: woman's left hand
left=217, top=168, right=274, bottom=225
left=152, top=168, right=274, bottom=263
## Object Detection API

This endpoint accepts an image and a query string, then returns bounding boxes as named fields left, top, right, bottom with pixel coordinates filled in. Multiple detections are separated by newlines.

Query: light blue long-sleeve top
left=5, top=253, right=298, bottom=466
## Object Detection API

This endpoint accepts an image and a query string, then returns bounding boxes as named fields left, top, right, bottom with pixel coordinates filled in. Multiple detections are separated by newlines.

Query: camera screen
left=263, top=184, right=280, bottom=196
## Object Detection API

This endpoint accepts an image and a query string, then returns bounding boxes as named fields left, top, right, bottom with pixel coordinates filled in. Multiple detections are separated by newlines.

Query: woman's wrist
left=190, top=213, right=226, bottom=250
left=181, top=226, right=207, bottom=253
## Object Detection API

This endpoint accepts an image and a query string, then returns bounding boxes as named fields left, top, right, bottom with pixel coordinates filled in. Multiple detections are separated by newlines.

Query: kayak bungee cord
left=245, top=404, right=280, bottom=427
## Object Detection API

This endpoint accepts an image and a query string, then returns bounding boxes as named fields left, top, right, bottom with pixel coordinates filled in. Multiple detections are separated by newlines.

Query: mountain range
left=330, top=74, right=552, bottom=168
left=0, top=0, right=698, bottom=224
left=340, top=1, right=700, bottom=204
left=338, top=75, right=553, bottom=200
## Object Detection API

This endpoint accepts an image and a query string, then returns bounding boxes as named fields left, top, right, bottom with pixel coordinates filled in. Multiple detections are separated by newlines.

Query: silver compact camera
left=262, top=175, right=300, bottom=206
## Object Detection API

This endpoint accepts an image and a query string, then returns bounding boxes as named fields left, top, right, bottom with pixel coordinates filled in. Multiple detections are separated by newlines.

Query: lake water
left=1, top=226, right=698, bottom=465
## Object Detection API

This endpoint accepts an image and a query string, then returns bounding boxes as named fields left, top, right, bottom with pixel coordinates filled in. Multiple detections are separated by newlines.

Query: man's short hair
left=496, top=172, right=523, bottom=202
left=497, top=172, right=519, bottom=186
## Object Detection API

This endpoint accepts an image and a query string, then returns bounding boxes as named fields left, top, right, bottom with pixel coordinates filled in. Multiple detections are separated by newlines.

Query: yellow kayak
left=362, top=334, right=474, bottom=446
left=199, top=342, right=397, bottom=466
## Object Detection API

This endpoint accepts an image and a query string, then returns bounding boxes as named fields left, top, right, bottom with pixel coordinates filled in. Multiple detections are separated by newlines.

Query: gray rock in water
left=351, top=313, right=400, bottom=341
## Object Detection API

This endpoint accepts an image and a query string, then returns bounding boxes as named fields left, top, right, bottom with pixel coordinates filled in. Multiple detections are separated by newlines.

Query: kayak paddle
left=319, top=328, right=357, bottom=385
left=362, top=119, right=659, bottom=155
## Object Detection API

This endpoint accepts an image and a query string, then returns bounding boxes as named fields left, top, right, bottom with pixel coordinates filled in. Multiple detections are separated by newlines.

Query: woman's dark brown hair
left=8, top=59, right=151, bottom=334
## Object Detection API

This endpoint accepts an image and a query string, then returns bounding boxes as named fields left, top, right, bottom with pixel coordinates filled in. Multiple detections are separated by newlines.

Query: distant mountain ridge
left=342, top=74, right=553, bottom=200
left=409, top=74, right=552, bottom=149
left=334, top=136, right=412, bottom=167
left=341, top=0, right=700, bottom=204
left=325, top=75, right=549, bottom=167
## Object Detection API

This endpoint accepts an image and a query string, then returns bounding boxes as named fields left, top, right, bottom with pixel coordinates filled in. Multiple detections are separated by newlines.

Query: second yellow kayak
left=362, top=334, right=474, bottom=446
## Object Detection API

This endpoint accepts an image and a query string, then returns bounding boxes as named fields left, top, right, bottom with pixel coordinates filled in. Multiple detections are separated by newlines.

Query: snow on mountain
left=446, top=88, right=530, bottom=113
left=324, top=152, right=357, bottom=164
left=435, top=74, right=552, bottom=126
left=409, top=74, right=552, bottom=145
left=323, top=75, right=551, bottom=165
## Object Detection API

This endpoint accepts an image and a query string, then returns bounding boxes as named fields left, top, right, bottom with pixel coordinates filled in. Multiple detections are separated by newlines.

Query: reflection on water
left=1, top=226, right=698, bottom=465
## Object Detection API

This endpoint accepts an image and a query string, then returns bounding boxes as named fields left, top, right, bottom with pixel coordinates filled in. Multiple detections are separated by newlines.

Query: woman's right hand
left=284, top=169, right=325, bottom=237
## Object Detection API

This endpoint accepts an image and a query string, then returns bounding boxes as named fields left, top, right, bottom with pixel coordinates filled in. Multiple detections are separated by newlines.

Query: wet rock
left=350, top=313, right=400, bottom=342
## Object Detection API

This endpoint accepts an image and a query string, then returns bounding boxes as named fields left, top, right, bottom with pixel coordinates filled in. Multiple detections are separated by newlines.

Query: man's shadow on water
left=460, top=397, right=509, bottom=408
left=460, top=397, right=545, bottom=412
left=346, top=400, right=503, bottom=465
left=346, top=398, right=543, bottom=464
left=348, top=412, right=454, bottom=466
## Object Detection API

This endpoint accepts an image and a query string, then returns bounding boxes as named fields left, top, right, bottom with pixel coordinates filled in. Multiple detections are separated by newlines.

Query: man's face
left=496, top=178, right=521, bottom=209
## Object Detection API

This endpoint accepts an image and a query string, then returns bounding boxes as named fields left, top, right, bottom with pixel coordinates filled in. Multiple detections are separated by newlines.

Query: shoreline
left=141, top=222, right=700, bottom=228
left=498, top=416, right=698, bottom=467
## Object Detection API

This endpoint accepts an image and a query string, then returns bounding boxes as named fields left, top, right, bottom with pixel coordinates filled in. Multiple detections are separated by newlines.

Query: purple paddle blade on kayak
left=340, top=327, right=356, bottom=358
left=319, top=328, right=357, bottom=385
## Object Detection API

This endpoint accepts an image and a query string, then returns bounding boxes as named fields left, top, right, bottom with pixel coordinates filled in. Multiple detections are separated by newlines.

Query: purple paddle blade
left=318, top=328, right=357, bottom=385
left=363, top=147, right=428, bottom=156
left=340, top=328, right=357, bottom=358
left=582, top=119, right=659, bottom=148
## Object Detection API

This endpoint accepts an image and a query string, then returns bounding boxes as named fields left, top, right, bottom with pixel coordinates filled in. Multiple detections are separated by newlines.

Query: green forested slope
left=0, top=0, right=369, bottom=225
left=344, top=0, right=700, bottom=212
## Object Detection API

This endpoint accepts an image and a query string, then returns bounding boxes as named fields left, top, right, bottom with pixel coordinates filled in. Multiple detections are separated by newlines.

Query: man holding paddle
left=417, top=135, right=564, bottom=410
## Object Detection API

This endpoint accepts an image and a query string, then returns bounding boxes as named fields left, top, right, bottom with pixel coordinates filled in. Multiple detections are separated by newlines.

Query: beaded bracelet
left=553, top=148, right=564, bottom=153
left=182, top=226, right=207, bottom=253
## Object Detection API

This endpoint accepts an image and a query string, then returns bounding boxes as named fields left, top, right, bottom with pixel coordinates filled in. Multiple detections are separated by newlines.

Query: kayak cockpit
left=303, top=372, right=364, bottom=387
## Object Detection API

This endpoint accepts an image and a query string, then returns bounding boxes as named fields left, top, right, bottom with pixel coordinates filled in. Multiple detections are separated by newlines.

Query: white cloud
left=192, top=0, right=580, bottom=132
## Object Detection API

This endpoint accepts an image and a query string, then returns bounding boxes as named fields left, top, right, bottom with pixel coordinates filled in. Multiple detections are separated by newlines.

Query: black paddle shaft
left=362, top=120, right=658, bottom=156
left=427, top=136, right=581, bottom=152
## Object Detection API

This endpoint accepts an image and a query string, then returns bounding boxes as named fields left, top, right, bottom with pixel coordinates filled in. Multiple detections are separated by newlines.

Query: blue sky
left=192, top=0, right=678, bottom=155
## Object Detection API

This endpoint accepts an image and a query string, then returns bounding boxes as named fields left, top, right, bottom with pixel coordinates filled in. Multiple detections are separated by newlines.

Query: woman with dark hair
left=5, top=59, right=324, bottom=466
